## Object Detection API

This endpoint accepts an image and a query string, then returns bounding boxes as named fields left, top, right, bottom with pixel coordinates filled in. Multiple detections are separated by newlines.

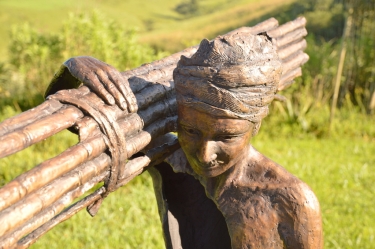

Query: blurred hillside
left=0, top=0, right=293, bottom=58
left=0, top=0, right=374, bottom=248
left=0, top=0, right=373, bottom=135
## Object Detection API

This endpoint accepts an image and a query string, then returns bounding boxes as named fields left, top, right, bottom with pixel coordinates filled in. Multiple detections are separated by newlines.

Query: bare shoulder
left=284, top=181, right=323, bottom=248
left=250, top=148, right=323, bottom=248
left=249, top=147, right=318, bottom=199
left=293, top=181, right=321, bottom=213
left=256, top=148, right=320, bottom=213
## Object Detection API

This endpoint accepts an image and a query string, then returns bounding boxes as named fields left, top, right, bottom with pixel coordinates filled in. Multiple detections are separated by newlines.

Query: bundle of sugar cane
left=0, top=17, right=308, bottom=248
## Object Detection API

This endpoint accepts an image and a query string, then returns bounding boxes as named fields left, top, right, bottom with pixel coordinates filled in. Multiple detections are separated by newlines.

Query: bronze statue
left=0, top=17, right=322, bottom=248
left=164, top=33, right=323, bottom=248
left=56, top=33, right=322, bottom=248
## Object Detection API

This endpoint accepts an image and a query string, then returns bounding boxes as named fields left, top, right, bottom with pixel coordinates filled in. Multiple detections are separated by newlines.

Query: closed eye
left=182, top=125, right=200, bottom=136
left=216, top=134, right=244, bottom=142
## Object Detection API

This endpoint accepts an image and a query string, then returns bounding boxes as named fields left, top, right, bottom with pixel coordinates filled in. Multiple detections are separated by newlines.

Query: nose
left=196, top=140, right=218, bottom=164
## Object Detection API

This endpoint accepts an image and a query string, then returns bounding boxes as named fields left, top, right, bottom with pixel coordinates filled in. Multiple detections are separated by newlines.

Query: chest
left=215, top=187, right=285, bottom=249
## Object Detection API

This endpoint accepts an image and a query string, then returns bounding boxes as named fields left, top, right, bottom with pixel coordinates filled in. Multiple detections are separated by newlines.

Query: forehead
left=177, top=104, right=251, bottom=133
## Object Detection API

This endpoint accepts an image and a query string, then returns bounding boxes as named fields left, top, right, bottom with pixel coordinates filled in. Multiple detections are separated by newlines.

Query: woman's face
left=177, top=104, right=254, bottom=178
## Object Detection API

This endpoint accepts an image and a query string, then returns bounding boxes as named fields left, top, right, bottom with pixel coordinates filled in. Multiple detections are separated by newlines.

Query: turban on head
left=173, top=33, right=282, bottom=135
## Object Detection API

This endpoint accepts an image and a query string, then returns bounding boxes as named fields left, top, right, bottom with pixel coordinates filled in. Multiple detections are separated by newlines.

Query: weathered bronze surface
left=0, top=17, right=321, bottom=248
left=149, top=33, right=323, bottom=249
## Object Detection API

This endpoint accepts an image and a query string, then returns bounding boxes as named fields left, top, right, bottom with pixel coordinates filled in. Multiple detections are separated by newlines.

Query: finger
left=109, top=72, right=138, bottom=113
left=87, top=59, right=122, bottom=107
left=95, top=69, right=128, bottom=110
left=84, top=70, right=115, bottom=105
left=122, top=79, right=138, bottom=113
left=64, top=57, right=116, bottom=105
left=66, top=56, right=97, bottom=82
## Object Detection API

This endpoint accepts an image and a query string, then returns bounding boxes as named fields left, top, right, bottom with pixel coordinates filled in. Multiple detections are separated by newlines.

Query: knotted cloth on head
left=173, top=33, right=282, bottom=134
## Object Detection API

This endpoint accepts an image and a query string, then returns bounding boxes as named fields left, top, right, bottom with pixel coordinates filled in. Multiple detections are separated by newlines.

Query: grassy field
left=0, top=108, right=374, bottom=248
left=0, top=0, right=374, bottom=248
left=0, top=129, right=164, bottom=249
left=0, top=0, right=296, bottom=57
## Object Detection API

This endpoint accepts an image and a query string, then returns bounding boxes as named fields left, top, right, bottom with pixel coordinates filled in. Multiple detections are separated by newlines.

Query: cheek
left=178, top=128, right=252, bottom=164
left=220, top=136, right=251, bottom=160
left=178, top=131, right=197, bottom=154
left=219, top=144, right=242, bottom=161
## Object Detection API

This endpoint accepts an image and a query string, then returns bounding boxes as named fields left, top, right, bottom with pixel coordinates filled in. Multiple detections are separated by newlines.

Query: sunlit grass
left=253, top=134, right=375, bottom=249
left=30, top=173, right=164, bottom=249
left=0, top=1, right=374, bottom=246
left=1, top=108, right=374, bottom=248
left=0, top=0, right=296, bottom=58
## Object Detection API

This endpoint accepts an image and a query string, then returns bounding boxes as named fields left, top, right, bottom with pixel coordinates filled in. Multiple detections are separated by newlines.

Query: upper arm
left=279, top=183, right=323, bottom=249
left=297, top=183, right=323, bottom=248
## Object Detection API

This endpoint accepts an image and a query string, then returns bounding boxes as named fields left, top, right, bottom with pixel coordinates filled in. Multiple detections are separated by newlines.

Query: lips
left=196, top=160, right=225, bottom=170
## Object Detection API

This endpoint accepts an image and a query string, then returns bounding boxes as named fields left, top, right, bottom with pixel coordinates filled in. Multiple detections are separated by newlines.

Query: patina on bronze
left=152, top=33, right=323, bottom=248
left=0, top=17, right=318, bottom=248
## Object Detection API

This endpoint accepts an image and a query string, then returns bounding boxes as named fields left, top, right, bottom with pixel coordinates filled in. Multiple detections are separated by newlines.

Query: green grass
left=1, top=109, right=374, bottom=248
left=253, top=134, right=375, bottom=248
left=0, top=0, right=374, bottom=248
left=0, top=0, right=296, bottom=58
left=27, top=172, right=164, bottom=249
left=0, top=115, right=163, bottom=248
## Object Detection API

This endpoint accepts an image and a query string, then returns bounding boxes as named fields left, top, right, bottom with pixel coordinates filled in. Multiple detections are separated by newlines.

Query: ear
left=252, top=121, right=261, bottom=136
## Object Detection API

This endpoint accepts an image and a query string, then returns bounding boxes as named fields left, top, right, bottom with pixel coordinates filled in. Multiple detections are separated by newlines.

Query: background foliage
left=0, top=11, right=165, bottom=109
left=0, top=0, right=374, bottom=248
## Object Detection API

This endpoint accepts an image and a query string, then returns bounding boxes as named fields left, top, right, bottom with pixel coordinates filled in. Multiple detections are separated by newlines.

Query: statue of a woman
left=159, top=33, right=323, bottom=248
left=51, top=32, right=323, bottom=249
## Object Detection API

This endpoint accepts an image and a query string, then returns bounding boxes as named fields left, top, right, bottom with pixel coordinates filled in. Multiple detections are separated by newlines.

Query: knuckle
left=107, top=83, right=116, bottom=89
left=96, top=83, right=105, bottom=91
left=94, top=68, right=103, bottom=75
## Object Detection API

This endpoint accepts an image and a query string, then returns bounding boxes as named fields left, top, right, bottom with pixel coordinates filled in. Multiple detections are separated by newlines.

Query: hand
left=63, top=56, right=137, bottom=113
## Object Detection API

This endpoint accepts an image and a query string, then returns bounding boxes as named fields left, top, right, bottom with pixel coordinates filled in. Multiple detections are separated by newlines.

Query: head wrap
left=173, top=33, right=282, bottom=134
